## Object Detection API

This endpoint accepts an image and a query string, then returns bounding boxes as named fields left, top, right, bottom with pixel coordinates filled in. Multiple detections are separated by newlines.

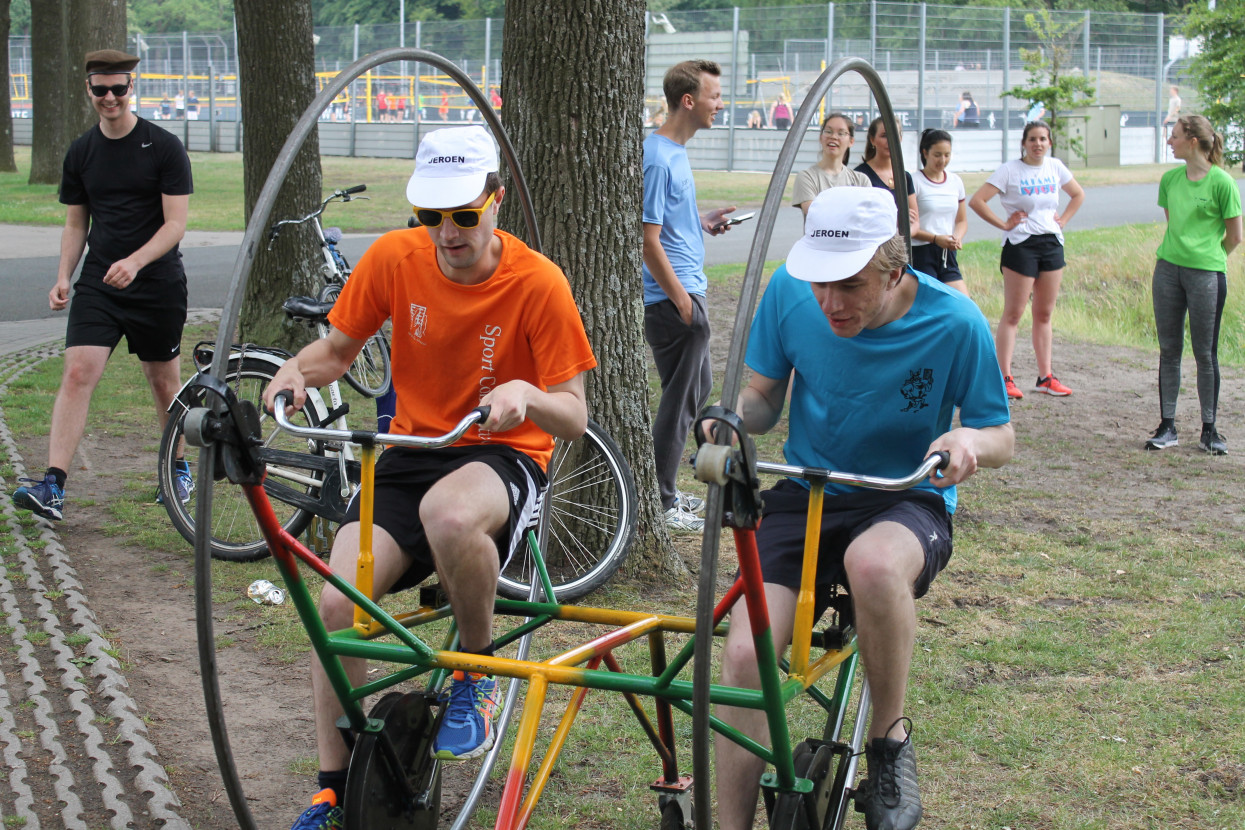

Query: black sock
left=1159, top=418, right=1175, bottom=429
left=317, top=768, right=348, bottom=805
left=47, top=467, right=67, bottom=489
left=1203, top=422, right=1216, bottom=432
left=464, top=643, right=496, bottom=658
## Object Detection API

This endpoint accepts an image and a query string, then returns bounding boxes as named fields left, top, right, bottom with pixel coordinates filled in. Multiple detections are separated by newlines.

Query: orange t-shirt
left=328, top=228, right=596, bottom=471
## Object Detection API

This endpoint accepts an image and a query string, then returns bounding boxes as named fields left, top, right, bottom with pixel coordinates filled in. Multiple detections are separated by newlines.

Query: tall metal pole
left=484, top=17, right=492, bottom=90
left=917, top=3, right=926, bottom=136
left=182, top=30, right=190, bottom=146
left=827, top=3, right=835, bottom=109
left=1083, top=11, right=1091, bottom=84
left=1155, top=14, right=1165, bottom=164
left=727, top=7, right=740, bottom=171
left=1002, top=6, right=1011, bottom=163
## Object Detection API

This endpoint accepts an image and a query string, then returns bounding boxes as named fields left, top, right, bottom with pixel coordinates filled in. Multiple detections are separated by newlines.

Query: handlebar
left=756, top=451, right=950, bottom=491
left=267, top=185, right=370, bottom=247
left=272, top=392, right=490, bottom=449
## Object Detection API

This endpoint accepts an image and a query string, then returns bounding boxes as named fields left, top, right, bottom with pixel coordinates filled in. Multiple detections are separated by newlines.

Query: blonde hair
left=868, top=233, right=909, bottom=273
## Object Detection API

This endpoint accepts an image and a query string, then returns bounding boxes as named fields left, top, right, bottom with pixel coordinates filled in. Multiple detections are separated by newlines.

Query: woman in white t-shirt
left=791, top=112, right=871, bottom=217
left=969, top=120, right=1085, bottom=400
left=910, top=129, right=969, bottom=295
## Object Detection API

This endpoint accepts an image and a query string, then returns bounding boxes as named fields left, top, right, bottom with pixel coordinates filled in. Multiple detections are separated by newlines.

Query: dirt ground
left=16, top=322, right=1245, bottom=828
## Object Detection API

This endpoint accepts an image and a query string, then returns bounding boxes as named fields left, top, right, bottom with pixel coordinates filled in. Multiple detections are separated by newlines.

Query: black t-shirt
left=59, top=117, right=194, bottom=284
left=855, top=162, right=916, bottom=199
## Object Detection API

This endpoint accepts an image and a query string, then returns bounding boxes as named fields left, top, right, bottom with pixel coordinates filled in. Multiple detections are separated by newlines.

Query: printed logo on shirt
left=409, top=303, right=428, bottom=342
left=477, top=324, right=503, bottom=443
left=900, top=368, right=933, bottom=413
left=1019, top=174, right=1059, bottom=197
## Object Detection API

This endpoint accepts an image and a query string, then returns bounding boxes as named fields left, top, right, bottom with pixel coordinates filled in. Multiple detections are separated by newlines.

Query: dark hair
left=820, top=112, right=856, bottom=164
left=919, top=128, right=952, bottom=166
left=961, top=91, right=973, bottom=101
left=663, top=59, right=721, bottom=109
left=862, top=116, right=900, bottom=162
left=1021, top=120, right=1052, bottom=159
left=1176, top=114, right=1225, bottom=167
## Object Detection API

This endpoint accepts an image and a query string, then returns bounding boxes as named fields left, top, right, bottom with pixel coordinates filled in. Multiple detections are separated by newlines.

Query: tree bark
left=0, top=0, right=15, bottom=173
left=28, top=0, right=67, bottom=185
left=234, top=0, right=323, bottom=348
left=66, top=0, right=126, bottom=138
left=501, top=1, right=684, bottom=581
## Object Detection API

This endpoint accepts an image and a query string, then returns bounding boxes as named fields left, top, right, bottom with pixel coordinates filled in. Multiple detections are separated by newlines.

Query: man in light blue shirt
left=642, top=59, right=737, bottom=531
left=715, top=188, right=1013, bottom=830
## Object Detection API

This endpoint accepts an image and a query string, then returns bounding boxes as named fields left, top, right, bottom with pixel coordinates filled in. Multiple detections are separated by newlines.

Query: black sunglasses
left=88, top=82, right=131, bottom=98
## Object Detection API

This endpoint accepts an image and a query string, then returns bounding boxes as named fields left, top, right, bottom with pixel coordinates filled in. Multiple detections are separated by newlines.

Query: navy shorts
left=754, top=479, right=954, bottom=619
left=66, top=279, right=187, bottom=362
left=1000, top=233, right=1065, bottom=278
left=910, top=244, right=964, bottom=284
left=343, top=444, right=547, bottom=593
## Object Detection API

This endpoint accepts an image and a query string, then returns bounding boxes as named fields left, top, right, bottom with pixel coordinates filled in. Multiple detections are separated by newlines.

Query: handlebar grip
left=471, top=405, right=491, bottom=425
left=344, top=184, right=367, bottom=195
left=930, top=450, right=951, bottom=470
left=272, top=390, right=294, bottom=413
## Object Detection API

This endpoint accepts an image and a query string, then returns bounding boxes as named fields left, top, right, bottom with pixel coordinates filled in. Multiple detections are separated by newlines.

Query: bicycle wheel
left=497, top=418, right=636, bottom=601
left=320, top=281, right=392, bottom=398
left=157, top=356, right=326, bottom=562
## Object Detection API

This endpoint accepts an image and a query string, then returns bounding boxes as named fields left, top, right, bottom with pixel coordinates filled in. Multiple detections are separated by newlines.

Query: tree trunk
left=28, top=0, right=67, bottom=185
left=0, top=0, right=15, bottom=173
left=66, top=0, right=126, bottom=138
left=501, top=1, right=683, bottom=582
left=234, top=0, right=323, bottom=348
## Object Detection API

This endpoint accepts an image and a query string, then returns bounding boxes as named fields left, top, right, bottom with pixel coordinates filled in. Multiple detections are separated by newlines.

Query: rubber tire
left=344, top=692, right=441, bottom=829
left=660, top=798, right=687, bottom=830
left=768, top=742, right=834, bottom=830
left=156, top=357, right=324, bottom=562
left=319, top=281, right=392, bottom=398
left=496, top=418, right=637, bottom=601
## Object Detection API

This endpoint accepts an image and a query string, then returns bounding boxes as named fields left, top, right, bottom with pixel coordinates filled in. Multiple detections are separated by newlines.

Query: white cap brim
left=405, top=171, right=489, bottom=209
left=785, top=237, right=879, bottom=283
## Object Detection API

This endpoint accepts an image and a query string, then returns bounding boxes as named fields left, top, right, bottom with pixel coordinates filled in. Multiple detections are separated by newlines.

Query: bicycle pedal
left=419, top=584, right=448, bottom=608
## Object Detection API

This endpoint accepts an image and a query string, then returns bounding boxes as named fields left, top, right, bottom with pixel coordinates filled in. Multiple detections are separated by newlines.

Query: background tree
left=1185, top=0, right=1245, bottom=168
left=234, top=0, right=323, bottom=347
left=27, top=0, right=125, bottom=185
left=0, top=0, right=15, bottom=173
left=1003, top=8, right=1095, bottom=155
left=501, top=0, right=683, bottom=578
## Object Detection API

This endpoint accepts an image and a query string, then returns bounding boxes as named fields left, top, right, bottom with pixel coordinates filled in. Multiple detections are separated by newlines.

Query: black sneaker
left=1145, top=422, right=1178, bottom=451
left=855, top=721, right=922, bottom=830
left=1199, top=425, right=1227, bottom=456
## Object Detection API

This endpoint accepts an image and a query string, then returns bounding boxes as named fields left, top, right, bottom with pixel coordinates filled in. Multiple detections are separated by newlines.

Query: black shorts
left=910, top=244, right=964, bottom=284
left=66, top=279, right=188, bottom=361
left=343, top=444, right=547, bottom=593
left=1000, top=233, right=1065, bottom=277
left=754, top=479, right=954, bottom=619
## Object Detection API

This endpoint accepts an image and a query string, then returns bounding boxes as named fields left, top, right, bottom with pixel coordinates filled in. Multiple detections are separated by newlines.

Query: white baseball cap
left=405, top=126, right=499, bottom=208
left=786, top=187, right=899, bottom=282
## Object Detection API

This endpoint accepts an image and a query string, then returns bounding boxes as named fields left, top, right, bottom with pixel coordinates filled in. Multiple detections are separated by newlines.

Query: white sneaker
left=676, top=490, right=705, bottom=515
left=664, top=506, right=705, bottom=532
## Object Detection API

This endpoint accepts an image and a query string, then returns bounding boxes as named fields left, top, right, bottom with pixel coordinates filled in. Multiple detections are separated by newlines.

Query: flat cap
left=85, top=49, right=140, bottom=75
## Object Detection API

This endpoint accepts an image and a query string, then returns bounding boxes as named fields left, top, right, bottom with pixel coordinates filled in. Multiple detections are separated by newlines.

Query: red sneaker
left=1033, top=375, right=1072, bottom=396
left=1003, top=376, right=1024, bottom=400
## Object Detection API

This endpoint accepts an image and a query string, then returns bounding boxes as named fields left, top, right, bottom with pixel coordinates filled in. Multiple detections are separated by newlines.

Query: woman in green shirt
left=1146, top=115, right=1243, bottom=454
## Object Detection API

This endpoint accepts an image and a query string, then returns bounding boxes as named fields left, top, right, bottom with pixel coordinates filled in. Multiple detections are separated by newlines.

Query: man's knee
left=318, top=582, right=356, bottom=630
left=721, top=631, right=762, bottom=689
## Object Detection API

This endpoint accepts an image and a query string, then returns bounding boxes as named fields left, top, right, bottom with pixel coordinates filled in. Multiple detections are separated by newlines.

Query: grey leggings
left=1152, top=258, right=1226, bottom=424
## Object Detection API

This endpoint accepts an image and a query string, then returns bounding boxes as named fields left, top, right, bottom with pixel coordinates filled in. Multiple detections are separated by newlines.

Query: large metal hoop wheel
left=689, top=59, right=911, bottom=830
left=194, top=47, right=545, bottom=830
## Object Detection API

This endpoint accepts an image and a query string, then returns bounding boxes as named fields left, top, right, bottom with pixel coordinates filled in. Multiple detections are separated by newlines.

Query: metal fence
left=7, top=2, right=1196, bottom=168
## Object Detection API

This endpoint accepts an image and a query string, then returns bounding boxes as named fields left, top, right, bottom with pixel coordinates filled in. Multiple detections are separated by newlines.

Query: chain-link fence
left=8, top=2, right=1198, bottom=168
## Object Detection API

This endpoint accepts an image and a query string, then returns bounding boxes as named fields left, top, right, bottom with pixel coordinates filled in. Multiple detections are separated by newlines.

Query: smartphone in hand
left=713, top=212, right=756, bottom=231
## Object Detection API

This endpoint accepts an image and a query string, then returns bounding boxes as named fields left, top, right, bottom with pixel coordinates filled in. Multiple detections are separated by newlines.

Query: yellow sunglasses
left=412, top=192, right=496, bottom=229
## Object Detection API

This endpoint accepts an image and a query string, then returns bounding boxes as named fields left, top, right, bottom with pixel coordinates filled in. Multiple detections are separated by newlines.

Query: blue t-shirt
left=642, top=132, right=707, bottom=305
left=745, top=266, right=1011, bottom=513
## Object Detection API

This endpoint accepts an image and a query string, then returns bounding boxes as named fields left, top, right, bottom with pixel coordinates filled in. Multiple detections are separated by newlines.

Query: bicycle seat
left=282, top=295, right=334, bottom=322
left=323, top=226, right=343, bottom=245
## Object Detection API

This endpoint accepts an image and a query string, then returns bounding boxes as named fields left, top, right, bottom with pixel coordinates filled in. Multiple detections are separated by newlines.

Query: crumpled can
left=247, top=579, right=285, bottom=605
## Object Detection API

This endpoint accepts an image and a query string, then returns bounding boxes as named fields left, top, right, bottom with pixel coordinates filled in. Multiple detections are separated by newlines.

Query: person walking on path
left=1145, top=115, right=1242, bottom=454
left=791, top=111, right=870, bottom=217
left=856, top=117, right=919, bottom=233
left=713, top=187, right=1013, bottom=830
left=642, top=59, right=738, bottom=532
left=911, top=128, right=970, bottom=295
left=969, top=120, right=1084, bottom=400
left=270, top=126, right=596, bottom=828
left=11, top=49, right=193, bottom=523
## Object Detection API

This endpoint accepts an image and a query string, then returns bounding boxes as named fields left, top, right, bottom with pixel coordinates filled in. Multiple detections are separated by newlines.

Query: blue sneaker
left=12, top=474, right=64, bottom=521
left=157, top=460, right=195, bottom=505
left=433, top=671, right=499, bottom=761
left=290, top=789, right=342, bottom=829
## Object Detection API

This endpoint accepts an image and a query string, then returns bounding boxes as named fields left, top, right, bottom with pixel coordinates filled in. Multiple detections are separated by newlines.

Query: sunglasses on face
left=88, top=82, right=131, bottom=98
left=413, top=191, right=496, bottom=229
